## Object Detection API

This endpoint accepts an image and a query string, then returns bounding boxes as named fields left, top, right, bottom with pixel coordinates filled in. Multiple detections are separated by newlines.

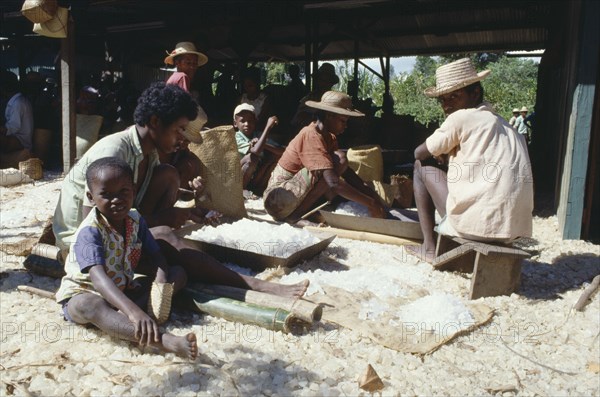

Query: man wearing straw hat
left=264, top=90, right=385, bottom=223
left=406, top=58, right=533, bottom=263
left=514, top=106, right=530, bottom=138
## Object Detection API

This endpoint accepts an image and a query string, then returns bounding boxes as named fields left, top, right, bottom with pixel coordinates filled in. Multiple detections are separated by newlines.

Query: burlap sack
left=347, top=145, right=384, bottom=182
left=369, top=180, right=397, bottom=207
left=76, top=114, right=103, bottom=159
left=188, top=126, right=247, bottom=219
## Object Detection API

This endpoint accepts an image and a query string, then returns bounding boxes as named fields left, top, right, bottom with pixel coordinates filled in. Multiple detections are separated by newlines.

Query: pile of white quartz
left=186, top=218, right=320, bottom=258
left=395, top=293, right=475, bottom=335
left=333, top=201, right=370, bottom=217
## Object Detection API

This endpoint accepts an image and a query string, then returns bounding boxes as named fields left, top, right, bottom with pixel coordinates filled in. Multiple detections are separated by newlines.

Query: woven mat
left=307, top=286, right=494, bottom=355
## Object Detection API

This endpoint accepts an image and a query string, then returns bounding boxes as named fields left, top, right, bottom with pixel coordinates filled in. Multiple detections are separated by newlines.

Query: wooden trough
left=318, top=208, right=423, bottom=241
left=175, top=222, right=336, bottom=271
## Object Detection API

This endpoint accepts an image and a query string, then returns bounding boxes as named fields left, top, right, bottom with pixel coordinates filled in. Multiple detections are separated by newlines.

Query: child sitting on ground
left=55, top=157, right=197, bottom=360
left=234, top=103, right=284, bottom=195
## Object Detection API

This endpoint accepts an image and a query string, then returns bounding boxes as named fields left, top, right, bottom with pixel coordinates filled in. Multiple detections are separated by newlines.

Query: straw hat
left=424, top=58, right=491, bottom=98
left=313, top=63, right=340, bottom=85
left=181, top=106, right=207, bottom=144
left=305, top=91, right=365, bottom=117
left=164, top=42, right=208, bottom=67
left=32, top=6, right=68, bottom=38
left=21, top=0, right=57, bottom=23
left=233, top=103, right=256, bottom=119
left=512, top=108, right=520, bottom=113
left=520, top=106, right=528, bottom=112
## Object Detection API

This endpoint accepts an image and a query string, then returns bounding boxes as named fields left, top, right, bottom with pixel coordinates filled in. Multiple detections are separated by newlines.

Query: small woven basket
left=21, top=0, right=58, bottom=23
left=19, top=158, right=43, bottom=180
left=148, top=282, right=174, bottom=325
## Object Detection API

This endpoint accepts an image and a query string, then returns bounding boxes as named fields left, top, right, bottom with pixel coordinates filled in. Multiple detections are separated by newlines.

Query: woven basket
left=19, top=158, right=43, bottom=180
left=147, top=282, right=174, bottom=325
left=188, top=126, right=247, bottom=219
left=347, top=145, right=384, bottom=182
left=21, top=0, right=57, bottom=23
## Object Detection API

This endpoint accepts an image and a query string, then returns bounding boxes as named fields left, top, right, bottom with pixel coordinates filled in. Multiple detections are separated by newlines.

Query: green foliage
left=333, top=60, right=385, bottom=114
left=390, top=71, right=444, bottom=126
left=389, top=54, right=538, bottom=125
left=249, top=54, right=537, bottom=127
left=483, top=56, right=538, bottom=119
left=255, top=62, right=288, bottom=86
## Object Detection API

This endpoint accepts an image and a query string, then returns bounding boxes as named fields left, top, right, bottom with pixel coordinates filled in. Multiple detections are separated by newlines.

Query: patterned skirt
left=263, top=164, right=318, bottom=221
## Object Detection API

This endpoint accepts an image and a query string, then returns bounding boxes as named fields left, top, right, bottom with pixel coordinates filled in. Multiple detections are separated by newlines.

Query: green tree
left=390, top=54, right=538, bottom=125
left=484, top=56, right=538, bottom=119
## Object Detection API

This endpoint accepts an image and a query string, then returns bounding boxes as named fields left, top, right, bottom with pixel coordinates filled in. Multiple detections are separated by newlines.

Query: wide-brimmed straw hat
left=512, top=108, right=520, bottom=113
left=424, top=58, right=491, bottom=98
left=181, top=106, right=208, bottom=144
left=21, top=0, right=58, bottom=23
left=313, top=63, right=340, bottom=85
left=32, top=6, right=68, bottom=38
left=164, top=42, right=208, bottom=67
left=520, top=106, right=528, bottom=112
left=305, top=91, right=365, bottom=117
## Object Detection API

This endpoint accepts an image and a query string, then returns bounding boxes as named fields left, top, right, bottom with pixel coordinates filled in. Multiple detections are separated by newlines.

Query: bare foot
left=405, top=244, right=436, bottom=264
left=254, top=279, right=310, bottom=298
left=162, top=332, right=198, bottom=360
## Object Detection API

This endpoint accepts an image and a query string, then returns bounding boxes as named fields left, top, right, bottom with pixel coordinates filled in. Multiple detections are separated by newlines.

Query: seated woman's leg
left=138, top=164, right=180, bottom=216
left=150, top=225, right=308, bottom=298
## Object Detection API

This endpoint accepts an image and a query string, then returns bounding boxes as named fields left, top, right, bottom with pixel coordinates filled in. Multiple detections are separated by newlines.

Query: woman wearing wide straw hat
left=163, top=41, right=208, bottom=189
left=405, top=58, right=533, bottom=263
left=164, top=41, right=208, bottom=97
left=263, top=90, right=386, bottom=223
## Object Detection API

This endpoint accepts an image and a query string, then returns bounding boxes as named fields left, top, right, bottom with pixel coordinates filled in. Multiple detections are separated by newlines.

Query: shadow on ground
left=519, top=253, right=600, bottom=300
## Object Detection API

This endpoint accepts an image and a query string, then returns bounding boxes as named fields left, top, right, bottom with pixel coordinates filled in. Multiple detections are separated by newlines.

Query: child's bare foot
left=257, top=279, right=309, bottom=298
left=405, top=244, right=436, bottom=264
left=162, top=333, right=198, bottom=360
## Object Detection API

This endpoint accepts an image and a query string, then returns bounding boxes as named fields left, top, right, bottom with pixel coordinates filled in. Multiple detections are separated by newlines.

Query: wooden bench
left=432, top=234, right=531, bottom=300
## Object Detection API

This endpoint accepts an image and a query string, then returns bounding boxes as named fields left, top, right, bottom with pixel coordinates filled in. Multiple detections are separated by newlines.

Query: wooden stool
left=432, top=234, right=530, bottom=299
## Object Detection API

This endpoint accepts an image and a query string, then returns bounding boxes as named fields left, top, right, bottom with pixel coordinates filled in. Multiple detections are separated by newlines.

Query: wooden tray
left=175, top=223, right=336, bottom=271
left=319, top=209, right=423, bottom=240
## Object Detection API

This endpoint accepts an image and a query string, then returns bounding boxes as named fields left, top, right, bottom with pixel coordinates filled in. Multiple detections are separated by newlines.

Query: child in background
left=234, top=103, right=284, bottom=195
left=55, top=157, right=197, bottom=360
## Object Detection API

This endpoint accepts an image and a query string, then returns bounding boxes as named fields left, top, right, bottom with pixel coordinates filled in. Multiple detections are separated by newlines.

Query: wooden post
left=557, top=0, right=599, bottom=239
left=60, top=16, right=76, bottom=173
left=353, top=39, right=359, bottom=99
left=305, top=22, right=312, bottom=91
left=312, top=22, right=319, bottom=87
